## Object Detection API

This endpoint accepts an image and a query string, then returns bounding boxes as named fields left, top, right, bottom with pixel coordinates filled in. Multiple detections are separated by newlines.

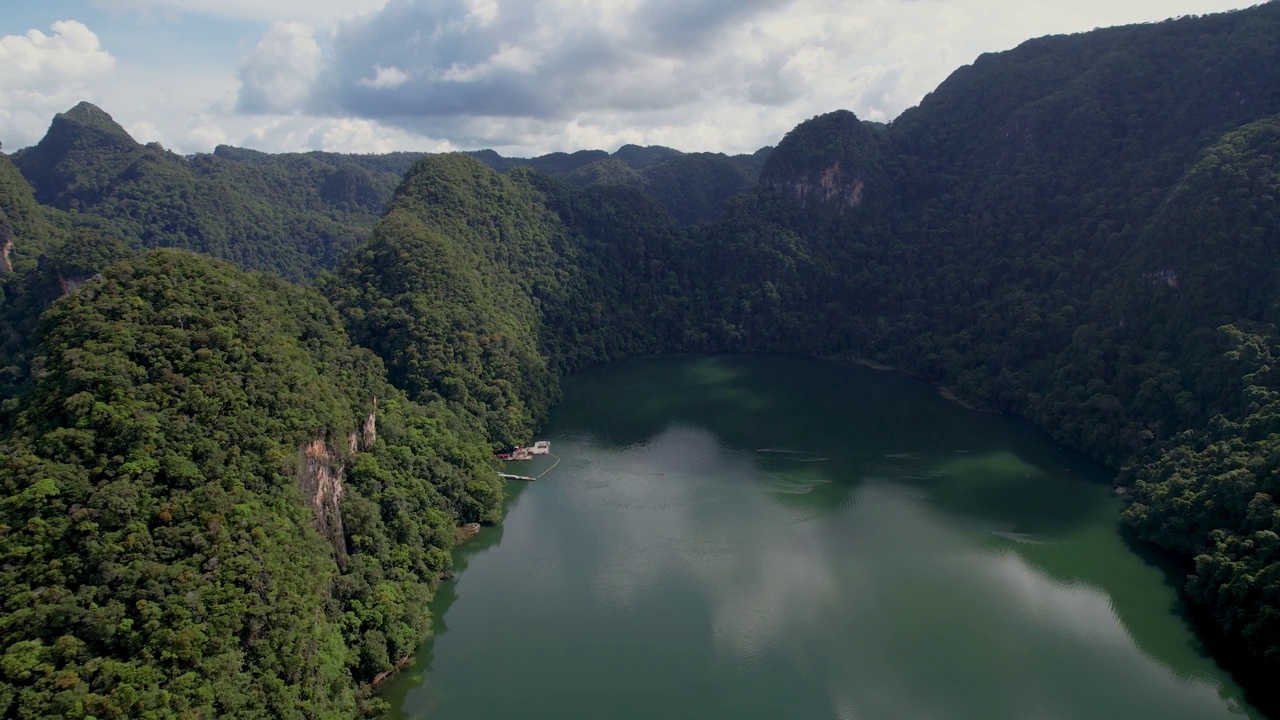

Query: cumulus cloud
left=309, top=0, right=796, bottom=122
left=317, top=117, right=454, bottom=153
left=90, top=0, right=388, bottom=26
left=127, top=120, right=166, bottom=146
left=0, top=0, right=1239, bottom=158
left=231, top=115, right=453, bottom=154
left=357, top=65, right=412, bottom=89
left=294, top=0, right=968, bottom=152
left=235, top=22, right=322, bottom=114
left=0, top=20, right=115, bottom=87
left=184, top=117, right=230, bottom=150
left=217, top=1, right=934, bottom=152
left=0, top=21, right=116, bottom=149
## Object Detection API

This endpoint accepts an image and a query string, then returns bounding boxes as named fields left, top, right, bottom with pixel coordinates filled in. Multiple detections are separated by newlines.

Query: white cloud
left=357, top=64, right=411, bottom=89
left=0, top=21, right=116, bottom=149
left=235, top=22, right=321, bottom=114
left=184, top=118, right=230, bottom=151
left=90, top=0, right=388, bottom=26
left=317, top=117, right=453, bottom=153
left=464, top=0, right=501, bottom=28
left=0, top=20, right=115, bottom=88
left=127, top=120, right=166, bottom=145
left=439, top=43, right=541, bottom=82
left=230, top=114, right=452, bottom=154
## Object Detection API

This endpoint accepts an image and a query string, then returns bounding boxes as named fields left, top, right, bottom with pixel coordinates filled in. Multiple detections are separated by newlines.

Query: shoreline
left=839, top=354, right=989, bottom=413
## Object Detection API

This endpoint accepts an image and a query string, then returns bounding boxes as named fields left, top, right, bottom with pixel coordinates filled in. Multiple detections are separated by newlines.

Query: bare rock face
left=299, top=438, right=347, bottom=563
left=362, top=404, right=377, bottom=451
left=0, top=216, right=12, bottom=273
left=344, top=401, right=378, bottom=454
left=774, top=161, right=866, bottom=207
left=57, top=273, right=94, bottom=295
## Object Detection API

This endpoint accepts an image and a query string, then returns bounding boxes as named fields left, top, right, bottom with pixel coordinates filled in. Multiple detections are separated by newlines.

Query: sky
left=0, top=0, right=1264, bottom=157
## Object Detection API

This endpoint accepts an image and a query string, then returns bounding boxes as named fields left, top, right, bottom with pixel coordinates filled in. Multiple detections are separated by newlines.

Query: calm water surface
left=383, top=354, right=1260, bottom=720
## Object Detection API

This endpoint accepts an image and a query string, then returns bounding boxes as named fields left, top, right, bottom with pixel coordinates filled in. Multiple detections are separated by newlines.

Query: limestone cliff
left=362, top=400, right=377, bottom=450
left=346, top=402, right=378, bottom=453
left=57, top=273, right=95, bottom=295
left=299, top=438, right=347, bottom=564
left=0, top=220, right=11, bottom=273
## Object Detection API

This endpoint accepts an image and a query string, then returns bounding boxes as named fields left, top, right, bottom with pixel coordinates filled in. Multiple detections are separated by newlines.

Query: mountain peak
left=55, top=102, right=132, bottom=139
left=11, top=102, right=142, bottom=205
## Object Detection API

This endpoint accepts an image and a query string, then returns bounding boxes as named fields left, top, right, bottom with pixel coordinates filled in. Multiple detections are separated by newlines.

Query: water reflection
left=382, top=355, right=1260, bottom=720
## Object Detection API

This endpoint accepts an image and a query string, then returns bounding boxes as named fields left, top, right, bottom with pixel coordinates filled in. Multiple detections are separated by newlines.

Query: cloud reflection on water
left=565, top=427, right=1255, bottom=719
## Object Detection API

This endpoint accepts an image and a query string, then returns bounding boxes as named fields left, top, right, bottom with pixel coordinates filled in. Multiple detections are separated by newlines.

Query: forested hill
left=1, top=2, right=1280, bottom=717
left=11, top=103, right=381, bottom=280
left=6, top=106, right=763, bottom=284
left=0, top=250, right=504, bottom=717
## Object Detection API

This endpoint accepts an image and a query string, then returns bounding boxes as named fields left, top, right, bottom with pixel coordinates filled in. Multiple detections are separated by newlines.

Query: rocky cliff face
left=362, top=403, right=377, bottom=450
left=299, top=438, right=347, bottom=563
left=57, top=273, right=94, bottom=295
left=767, top=160, right=866, bottom=207
left=0, top=221, right=11, bottom=273
left=346, top=404, right=377, bottom=453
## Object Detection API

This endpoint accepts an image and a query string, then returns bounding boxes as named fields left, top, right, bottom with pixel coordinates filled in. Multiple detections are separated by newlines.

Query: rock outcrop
left=362, top=401, right=377, bottom=450
left=0, top=219, right=11, bottom=273
left=299, top=438, right=347, bottom=564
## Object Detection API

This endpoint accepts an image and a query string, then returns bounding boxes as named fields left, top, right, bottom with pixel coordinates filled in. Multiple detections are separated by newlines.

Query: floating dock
left=495, top=440, right=551, bottom=462
left=497, top=472, right=536, bottom=481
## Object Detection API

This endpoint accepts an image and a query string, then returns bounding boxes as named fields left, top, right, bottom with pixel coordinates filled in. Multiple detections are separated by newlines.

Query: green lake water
left=382, top=354, right=1261, bottom=719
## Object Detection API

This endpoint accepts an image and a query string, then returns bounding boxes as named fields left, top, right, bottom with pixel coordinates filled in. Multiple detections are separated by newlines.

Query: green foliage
left=468, top=145, right=770, bottom=226
left=1123, top=325, right=1280, bottom=667
left=0, top=251, right=501, bottom=717
left=0, top=155, right=70, bottom=412
left=11, top=104, right=408, bottom=282
left=325, top=155, right=569, bottom=447
left=638, top=153, right=763, bottom=225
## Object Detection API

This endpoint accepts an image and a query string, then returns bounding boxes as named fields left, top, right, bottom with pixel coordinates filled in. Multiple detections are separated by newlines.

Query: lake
left=382, top=354, right=1260, bottom=719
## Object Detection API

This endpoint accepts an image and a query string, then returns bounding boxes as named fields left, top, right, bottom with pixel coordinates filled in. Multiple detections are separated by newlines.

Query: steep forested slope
left=0, top=155, right=73, bottom=409
left=688, top=2, right=1280, bottom=676
left=1117, top=115, right=1280, bottom=668
left=324, top=157, right=565, bottom=447
left=466, top=144, right=771, bottom=225
left=0, top=251, right=503, bottom=717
